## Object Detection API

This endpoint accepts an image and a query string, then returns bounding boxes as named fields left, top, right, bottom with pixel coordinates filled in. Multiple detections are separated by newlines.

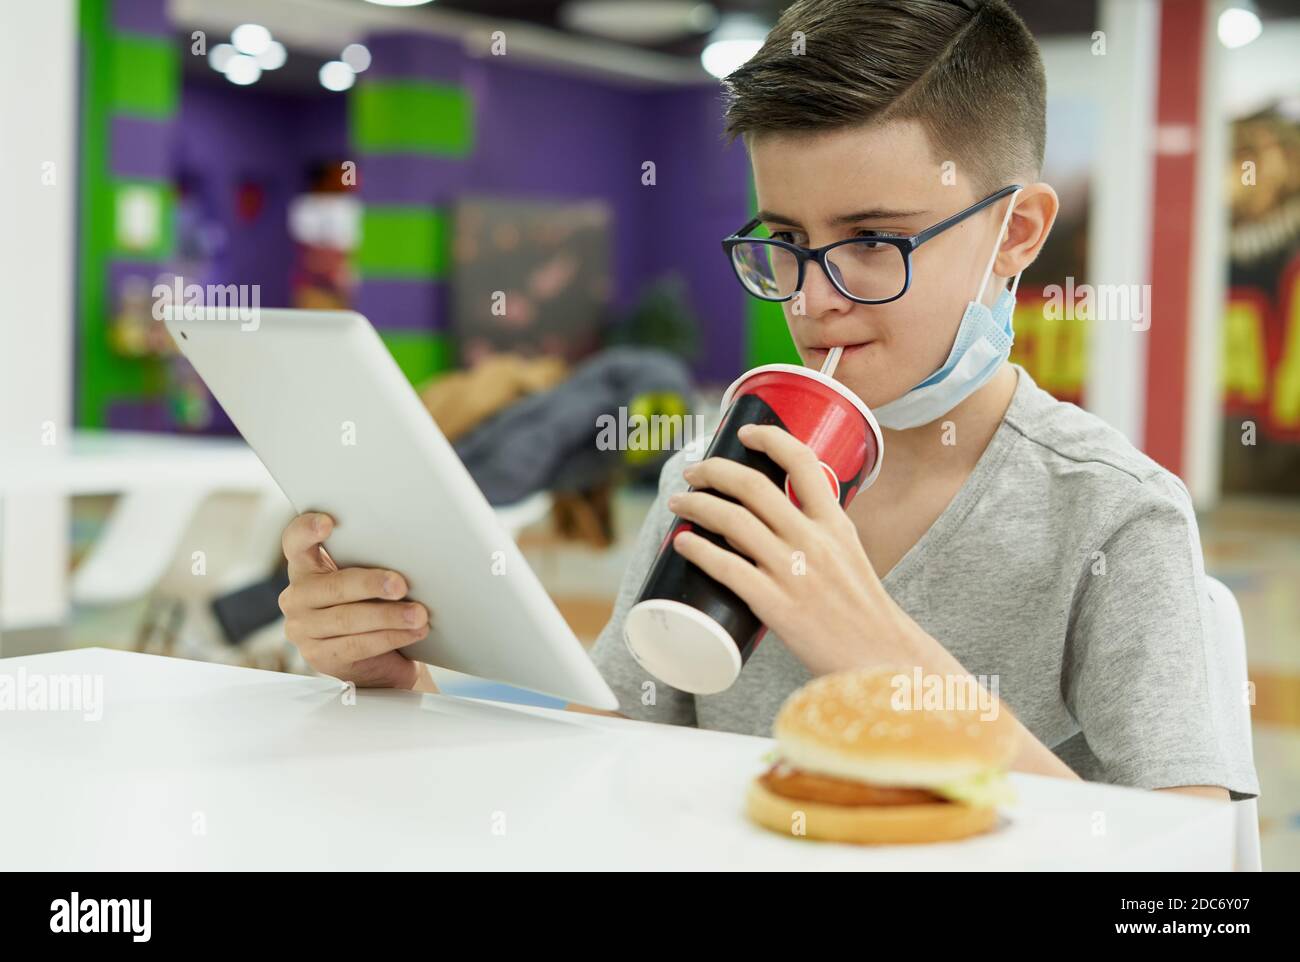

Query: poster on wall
left=1007, top=95, right=1095, bottom=406
left=451, top=196, right=612, bottom=366
left=1221, top=109, right=1300, bottom=495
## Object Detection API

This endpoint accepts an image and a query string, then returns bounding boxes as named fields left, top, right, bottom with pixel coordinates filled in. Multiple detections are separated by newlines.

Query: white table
left=0, top=431, right=547, bottom=628
left=0, top=648, right=1236, bottom=870
left=0, top=431, right=279, bottom=628
left=0, top=430, right=277, bottom=497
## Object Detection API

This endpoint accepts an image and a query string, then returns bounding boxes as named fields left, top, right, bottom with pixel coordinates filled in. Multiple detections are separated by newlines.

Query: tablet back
left=164, top=307, right=618, bottom=710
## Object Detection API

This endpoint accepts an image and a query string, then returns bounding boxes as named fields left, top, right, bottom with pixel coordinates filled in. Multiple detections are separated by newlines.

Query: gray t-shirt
left=589, top=364, right=1260, bottom=799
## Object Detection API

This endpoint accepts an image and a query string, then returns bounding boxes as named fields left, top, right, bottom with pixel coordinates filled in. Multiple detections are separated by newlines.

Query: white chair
left=72, top=487, right=293, bottom=606
left=72, top=486, right=294, bottom=654
left=71, top=487, right=211, bottom=606
left=1205, top=575, right=1262, bottom=872
left=74, top=482, right=550, bottom=661
left=493, top=490, right=554, bottom=539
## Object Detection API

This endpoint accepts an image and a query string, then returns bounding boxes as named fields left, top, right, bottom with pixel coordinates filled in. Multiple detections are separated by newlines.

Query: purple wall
left=639, top=86, right=750, bottom=383
left=461, top=58, right=750, bottom=384
left=178, top=49, right=751, bottom=385
left=175, top=81, right=349, bottom=309
left=456, top=60, right=750, bottom=385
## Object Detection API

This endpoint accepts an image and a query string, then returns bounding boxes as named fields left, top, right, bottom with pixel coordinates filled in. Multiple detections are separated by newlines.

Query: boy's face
left=749, top=120, right=1013, bottom=411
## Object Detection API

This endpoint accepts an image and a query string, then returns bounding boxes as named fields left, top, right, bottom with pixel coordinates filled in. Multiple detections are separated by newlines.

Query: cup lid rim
left=719, top=363, right=884, bottom=491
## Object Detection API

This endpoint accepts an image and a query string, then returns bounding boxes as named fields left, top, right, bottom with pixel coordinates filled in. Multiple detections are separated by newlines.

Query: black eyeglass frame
left=721, top=184, right=1022, bottom=306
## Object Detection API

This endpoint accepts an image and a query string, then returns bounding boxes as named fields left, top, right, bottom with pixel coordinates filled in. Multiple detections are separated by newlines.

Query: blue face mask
left=872, top=189, right=1023, bottom=431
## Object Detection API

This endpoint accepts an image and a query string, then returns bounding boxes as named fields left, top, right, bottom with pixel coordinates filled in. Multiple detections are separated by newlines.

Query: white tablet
left=164, top=306, right=618, bottom=710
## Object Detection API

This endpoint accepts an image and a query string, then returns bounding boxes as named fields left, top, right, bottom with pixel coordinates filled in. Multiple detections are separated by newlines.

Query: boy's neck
left=874, top=362, right=1019, bottom=483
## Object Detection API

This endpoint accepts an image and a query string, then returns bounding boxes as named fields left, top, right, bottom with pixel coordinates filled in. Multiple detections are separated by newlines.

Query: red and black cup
left=623, top=364, right=883, bottom=694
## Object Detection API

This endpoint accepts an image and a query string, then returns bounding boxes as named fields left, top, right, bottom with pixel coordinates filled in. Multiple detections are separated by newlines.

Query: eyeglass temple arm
left=726, top=217, right=763, bottom=240
left=910, top=184, right=1022, bottom=250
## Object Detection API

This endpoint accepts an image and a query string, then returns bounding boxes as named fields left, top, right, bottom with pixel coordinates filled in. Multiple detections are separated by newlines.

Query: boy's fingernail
left=383, top=575, right=401, bottom=597
left=404, top=605, right=422, bottom=625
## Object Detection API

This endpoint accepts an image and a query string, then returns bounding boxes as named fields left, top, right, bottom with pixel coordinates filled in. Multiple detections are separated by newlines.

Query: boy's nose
left=795, top=258, right=855, bottom=319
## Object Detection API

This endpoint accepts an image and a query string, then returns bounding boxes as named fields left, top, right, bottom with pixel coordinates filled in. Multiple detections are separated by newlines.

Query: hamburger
left=746, top=667, right=1020, bottom=844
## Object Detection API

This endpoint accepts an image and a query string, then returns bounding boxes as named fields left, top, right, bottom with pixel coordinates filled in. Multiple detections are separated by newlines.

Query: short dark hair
left=722, top=0, right=1047, bottom=194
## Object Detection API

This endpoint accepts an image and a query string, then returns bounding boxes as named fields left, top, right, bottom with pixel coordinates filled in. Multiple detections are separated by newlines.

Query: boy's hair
left=722, top=0, right=1046, bottom=195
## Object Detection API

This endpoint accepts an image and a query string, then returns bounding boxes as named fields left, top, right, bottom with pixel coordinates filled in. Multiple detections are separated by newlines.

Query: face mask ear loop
left=976, top=188, right=1022, bottom=303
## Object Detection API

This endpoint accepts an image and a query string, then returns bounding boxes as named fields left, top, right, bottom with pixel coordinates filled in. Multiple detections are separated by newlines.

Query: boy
left=278, top=0, right=1257, bottom=800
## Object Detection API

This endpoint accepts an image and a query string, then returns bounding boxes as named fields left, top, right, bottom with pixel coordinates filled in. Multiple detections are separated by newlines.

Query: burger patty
left=759, top=764, right=947, bottom=806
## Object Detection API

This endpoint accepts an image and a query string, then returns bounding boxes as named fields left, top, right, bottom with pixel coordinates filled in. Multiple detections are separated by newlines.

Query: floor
left=1199, top=499, right=1300, bottom=869
left=8, top=489, right=1299, bottom=869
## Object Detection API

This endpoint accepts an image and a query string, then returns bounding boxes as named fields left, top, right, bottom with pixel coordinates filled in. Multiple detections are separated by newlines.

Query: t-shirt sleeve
left=586, top=449, right=698, bottom=726
left=1062, top=472, right=1259, bottom=799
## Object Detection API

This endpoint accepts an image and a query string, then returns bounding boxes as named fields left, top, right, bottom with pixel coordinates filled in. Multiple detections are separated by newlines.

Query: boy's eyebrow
left=756, top=207, right=929, bottom=227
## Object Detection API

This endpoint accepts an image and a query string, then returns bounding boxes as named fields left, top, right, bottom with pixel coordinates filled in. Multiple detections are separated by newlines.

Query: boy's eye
left=771, top=230, right=802, bottom=245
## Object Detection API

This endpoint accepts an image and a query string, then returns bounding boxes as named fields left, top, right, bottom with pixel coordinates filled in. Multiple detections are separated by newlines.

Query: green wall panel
left=351, top=82, right=473, bottom=156
left=382, top=332, right=453, bottom=385
left=109, top=33, right=179, bottom=119
left=356, top=207, right=449, bottom=279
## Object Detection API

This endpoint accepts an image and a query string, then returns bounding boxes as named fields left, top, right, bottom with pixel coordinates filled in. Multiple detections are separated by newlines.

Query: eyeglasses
left=721, top=184, right=1022, bottom=306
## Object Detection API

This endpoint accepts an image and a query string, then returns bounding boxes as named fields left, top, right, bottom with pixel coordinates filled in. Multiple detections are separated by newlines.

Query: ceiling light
left=561, top=1, right=717, bottom=44
left=319, top=60, right=356, bottom=92
left=342, top=43, right=372, bottom=72
left=1218, top=3, right=1262, bottom=49
left=256, top=40, right=287, bottom=70
left=224, top=54, right=262, bottom=86
left=208, top=43, right=236, bottom=72
left=231, top=23, right=272, bottom=57
left=701, top=14, right=766, bottom=78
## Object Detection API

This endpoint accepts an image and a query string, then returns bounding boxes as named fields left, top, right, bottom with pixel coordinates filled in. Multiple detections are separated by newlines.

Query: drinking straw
left=820, top=345, right=843, bottom=379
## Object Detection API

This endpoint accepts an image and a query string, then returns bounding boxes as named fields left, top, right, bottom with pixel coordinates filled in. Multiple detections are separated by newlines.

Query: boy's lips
left=807, top=340, right=875, bottom=359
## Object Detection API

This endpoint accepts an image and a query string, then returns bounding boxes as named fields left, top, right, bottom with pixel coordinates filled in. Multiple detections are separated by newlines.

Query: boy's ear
left=997, top=182, right=1059, bottom=277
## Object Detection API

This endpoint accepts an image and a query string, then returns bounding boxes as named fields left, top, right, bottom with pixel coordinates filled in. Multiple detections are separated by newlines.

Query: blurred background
left=0, top=0, right=1298, bottom=866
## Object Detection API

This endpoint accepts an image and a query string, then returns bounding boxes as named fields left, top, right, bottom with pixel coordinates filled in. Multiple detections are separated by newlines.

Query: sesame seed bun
left=772, top=667, right=1020, bottom=788
left=746, top=668, right=1019, bottom=845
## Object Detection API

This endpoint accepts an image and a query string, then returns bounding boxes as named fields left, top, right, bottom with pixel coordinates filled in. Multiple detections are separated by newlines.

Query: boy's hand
left=278, top=512, right=431, bottom=689
left=666, top=424, right=926, bottom=677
